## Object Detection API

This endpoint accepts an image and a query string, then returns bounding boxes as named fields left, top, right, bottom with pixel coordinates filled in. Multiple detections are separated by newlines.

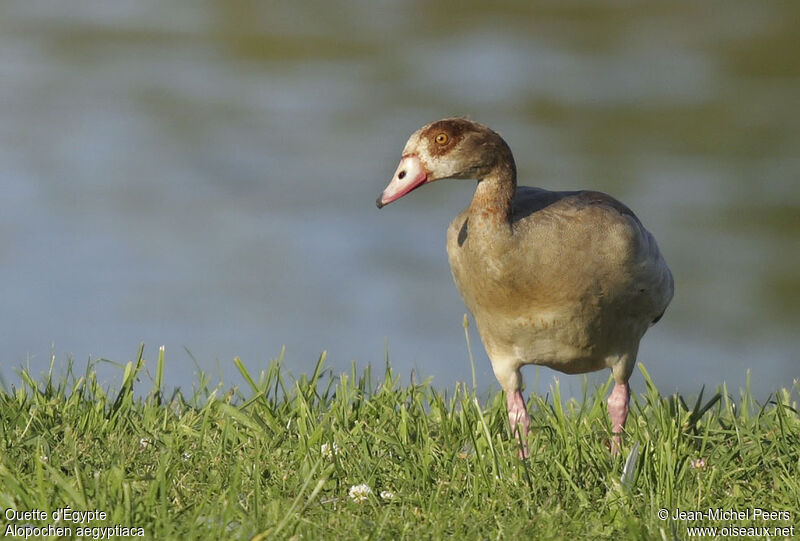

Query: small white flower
left=321, top=442, right=339, bottom=459
left=348, top=484, right=372, bottom=503
left=182, top=452, right=192, bottom=461
left=690, top=457, right=707, bottom=470
left=379, top=490, right=395, bottom=501
left=40, top=455, right=49, bottom=463
left=139, top=438, right=151, bottom=450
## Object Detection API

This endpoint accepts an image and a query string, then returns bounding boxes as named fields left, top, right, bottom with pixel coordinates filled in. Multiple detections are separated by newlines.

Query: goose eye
left=435, top=133, right=449, bottom=145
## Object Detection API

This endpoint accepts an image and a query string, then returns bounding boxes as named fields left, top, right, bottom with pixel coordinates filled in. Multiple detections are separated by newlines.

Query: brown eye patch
left=422, top=118, right=473, bottom=157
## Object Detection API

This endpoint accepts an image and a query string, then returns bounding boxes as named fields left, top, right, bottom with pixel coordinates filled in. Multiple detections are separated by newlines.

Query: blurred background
left=1, top=1, right=798, bottom=399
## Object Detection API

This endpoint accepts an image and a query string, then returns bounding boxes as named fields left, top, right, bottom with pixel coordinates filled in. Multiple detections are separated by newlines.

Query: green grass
left=0, top=344, right=798, bottom=540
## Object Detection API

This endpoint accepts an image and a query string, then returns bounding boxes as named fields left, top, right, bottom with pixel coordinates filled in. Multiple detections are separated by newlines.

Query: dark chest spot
left=457, top=218, right=469, bottom=247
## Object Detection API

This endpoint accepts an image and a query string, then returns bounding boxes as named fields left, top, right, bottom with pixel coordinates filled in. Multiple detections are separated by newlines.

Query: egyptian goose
left=376, top=118, right=673, bottom=456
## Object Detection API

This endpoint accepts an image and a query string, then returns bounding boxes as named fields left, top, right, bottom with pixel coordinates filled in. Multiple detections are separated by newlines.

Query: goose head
left=376, top=118, right=515, bottom=208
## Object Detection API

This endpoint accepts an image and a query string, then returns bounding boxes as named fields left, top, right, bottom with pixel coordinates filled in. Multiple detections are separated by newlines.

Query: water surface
left=1, top=1, right=798, bottom=399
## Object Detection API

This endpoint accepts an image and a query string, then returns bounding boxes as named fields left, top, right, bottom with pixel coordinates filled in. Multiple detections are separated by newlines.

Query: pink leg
left=507, top=390, right=530, bottom=458
left=607, top=382, right=630, bottom=455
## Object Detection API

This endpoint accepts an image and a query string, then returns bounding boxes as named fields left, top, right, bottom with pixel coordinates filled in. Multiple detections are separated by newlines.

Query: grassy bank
left=0, top=345, right=798, bottom=540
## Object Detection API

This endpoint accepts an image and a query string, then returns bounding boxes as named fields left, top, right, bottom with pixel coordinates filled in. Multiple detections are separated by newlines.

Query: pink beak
left=376, top=154, right=428, bottom=208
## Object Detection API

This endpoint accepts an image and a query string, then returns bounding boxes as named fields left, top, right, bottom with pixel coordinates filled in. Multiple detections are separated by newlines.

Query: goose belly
left=470, top=299, right=643, bottom=375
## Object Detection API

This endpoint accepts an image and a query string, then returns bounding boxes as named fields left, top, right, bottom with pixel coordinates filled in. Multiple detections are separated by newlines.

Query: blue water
left=1, top=1, right=797, bottom=400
